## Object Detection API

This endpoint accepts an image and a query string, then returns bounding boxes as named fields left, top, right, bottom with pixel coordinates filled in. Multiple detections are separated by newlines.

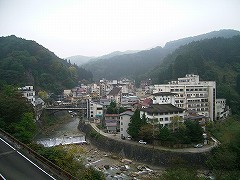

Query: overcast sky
left=0, top=0, right=239, bottom=58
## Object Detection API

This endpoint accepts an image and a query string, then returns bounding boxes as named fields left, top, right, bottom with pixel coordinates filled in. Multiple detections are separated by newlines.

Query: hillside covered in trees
left=0, top=35, right=93, bottom=93
left=82, top=29, right=240, bottom=81
left=148, top=36, right=240, bottom=114
left=83, top=46, right=169, bottom=80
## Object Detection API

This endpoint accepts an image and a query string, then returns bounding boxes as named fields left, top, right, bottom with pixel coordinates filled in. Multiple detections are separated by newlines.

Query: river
left=35, top=116, right=85, bottom=146
left=35, top=115, right=164, bottom=179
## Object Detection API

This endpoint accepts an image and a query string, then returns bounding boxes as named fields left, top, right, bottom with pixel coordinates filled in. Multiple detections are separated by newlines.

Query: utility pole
left=152, top=115, right=156, bottom=149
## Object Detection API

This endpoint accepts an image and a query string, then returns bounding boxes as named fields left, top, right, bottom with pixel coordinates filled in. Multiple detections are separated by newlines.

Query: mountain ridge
left=82, top=29, right=240, bottom=80
left=66, top=50, right=140, bottom=66
left=0, top=35, right=93, bottom=93
left=148, top=36, right=240, bottom=114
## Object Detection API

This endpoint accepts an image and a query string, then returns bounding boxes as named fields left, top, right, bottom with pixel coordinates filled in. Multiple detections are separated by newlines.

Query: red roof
left=142, top=98, right=153, bottom=106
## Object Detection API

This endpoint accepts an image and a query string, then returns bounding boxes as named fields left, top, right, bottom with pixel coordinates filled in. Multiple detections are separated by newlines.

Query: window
left=121, top=128, right=123, bottom=131
left=165, top=117, right=168, bottom=121
left=121, top=122, right=123, bottom=125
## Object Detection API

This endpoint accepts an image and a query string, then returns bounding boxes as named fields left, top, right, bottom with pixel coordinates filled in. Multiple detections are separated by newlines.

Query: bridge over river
left=45, top=106, right=87, bottom=110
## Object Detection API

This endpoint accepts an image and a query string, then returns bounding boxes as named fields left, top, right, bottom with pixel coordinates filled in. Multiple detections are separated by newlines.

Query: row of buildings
left=74, top=74, right=229, bottom=139
left=19, top=74, right=230, bottom=140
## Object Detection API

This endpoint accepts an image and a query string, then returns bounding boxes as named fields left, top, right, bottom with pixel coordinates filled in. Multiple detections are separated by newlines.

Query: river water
left=35, top=117, right=85, bottom=146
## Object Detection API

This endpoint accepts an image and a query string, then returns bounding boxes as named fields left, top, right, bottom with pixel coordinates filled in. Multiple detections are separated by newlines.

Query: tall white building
left=119, top=111, right=134, bottom=138
left=153, top=74, right=216, bottom=120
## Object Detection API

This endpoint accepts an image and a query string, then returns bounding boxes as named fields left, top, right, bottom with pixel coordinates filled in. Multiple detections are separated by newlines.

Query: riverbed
left=35, top=116, right=164, bottom=179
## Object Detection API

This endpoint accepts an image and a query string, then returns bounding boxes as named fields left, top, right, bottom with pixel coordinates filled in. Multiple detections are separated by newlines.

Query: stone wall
left=79, top=122, right=208, bottom=167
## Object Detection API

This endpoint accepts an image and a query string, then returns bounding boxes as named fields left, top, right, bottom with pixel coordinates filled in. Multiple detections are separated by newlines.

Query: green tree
left=127, top=109, right=146, bottom=139
left=158, top=126, right=171, bottom=142
left=236, top=74, right=240, bottom=92
left=14, top=112, right=36, bottom=143
left=0, top=86, right=33, bottom=134
left=185, top=120, right=204, bottom=143
left=174, top=123, right=191, bottom=144
left=207, top=145, right=238, bottom=171
left=106, top=101, right=117, bottom=114
left=141, top=112, right=147, bottom=124
left=106, top=101, right=126, bottom=114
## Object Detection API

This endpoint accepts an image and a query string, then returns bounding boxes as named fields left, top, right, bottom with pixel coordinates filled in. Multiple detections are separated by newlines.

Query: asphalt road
left=90, top=123, right=217, bottom=153
left=0, top=138, right=55, bottom=180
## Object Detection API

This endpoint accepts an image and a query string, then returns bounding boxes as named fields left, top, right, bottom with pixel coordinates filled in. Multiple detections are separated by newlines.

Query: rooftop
left=119, top=111, right=134, bottom=116
left=141, top=104, right=185, bottom=113
left=153, top=92, right=176, bottom=96
left=108, top=87, right=122, bottom=96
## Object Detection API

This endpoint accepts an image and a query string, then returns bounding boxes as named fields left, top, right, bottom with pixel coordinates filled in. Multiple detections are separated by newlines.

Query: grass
left=209, top=116, right=240, bottom=144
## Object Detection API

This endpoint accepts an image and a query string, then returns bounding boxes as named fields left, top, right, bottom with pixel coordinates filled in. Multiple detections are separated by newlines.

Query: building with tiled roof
left=140, top=104, right=185, bottom=127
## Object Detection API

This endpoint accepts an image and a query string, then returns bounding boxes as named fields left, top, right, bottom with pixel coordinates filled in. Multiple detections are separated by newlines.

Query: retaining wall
left=79, top=122, right=209, bottom=167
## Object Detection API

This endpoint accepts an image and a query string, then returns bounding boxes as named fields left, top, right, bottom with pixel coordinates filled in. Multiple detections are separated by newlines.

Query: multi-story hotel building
left=153, top=74, right=216, bottom=121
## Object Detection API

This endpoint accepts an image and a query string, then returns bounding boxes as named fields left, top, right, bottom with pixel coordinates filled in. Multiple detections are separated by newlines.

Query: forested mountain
left=66, top=55, right=94, bottom=66
left=67, top=50, right=139, bottom=66
left=164, top=29, right=240, bottom=52
left=83, top=46, right=169, bottom=80
left=83, top=29, right=240, bottom=81
left=148, top=36, right=240, bottom=114
left=0, top=35, right=93, bottom=93
left=93, top=50, right=140, bottom=60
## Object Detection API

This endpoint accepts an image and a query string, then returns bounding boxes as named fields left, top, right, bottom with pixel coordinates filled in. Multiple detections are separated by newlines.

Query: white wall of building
left=140, top=111, right=185, bottom=127
left=89, top=102, right=103, bottom=119
left=153, top=74, right=216, bottom=120
left=19, top=86, right=36, bottom=106
left=152, top=94, right=175, bottom=105
left=119, top=111, right=133, bottom=138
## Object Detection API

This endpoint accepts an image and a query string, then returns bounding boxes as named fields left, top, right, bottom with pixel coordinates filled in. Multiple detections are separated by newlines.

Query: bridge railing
left=45, top=107, right=87, bottom=110
left=0, top=128, right=77, bottom=180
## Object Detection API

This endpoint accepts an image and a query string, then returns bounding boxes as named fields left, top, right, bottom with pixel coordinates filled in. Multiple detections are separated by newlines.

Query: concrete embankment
left=78, top=122, right=209, bottom=167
